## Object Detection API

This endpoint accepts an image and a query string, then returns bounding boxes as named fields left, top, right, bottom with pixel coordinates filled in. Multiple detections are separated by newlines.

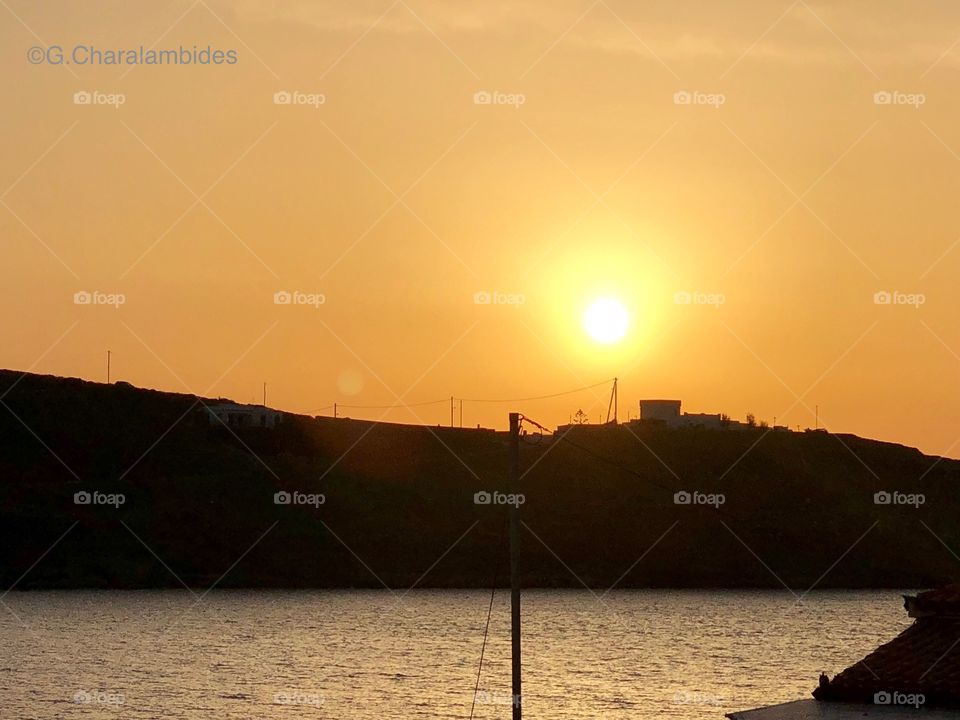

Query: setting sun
left=7, top=3, right=960, bottom=719
left=583, top=297, right=630, bottom=345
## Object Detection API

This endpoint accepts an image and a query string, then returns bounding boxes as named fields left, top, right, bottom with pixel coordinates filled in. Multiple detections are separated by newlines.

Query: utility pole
left=334, top=403, right=337, bottom=419
left=605, top=377, right=618, bottom=424
left=508, top=412, right=522, bottom=720
left=106, top=350, right=111, bottom=383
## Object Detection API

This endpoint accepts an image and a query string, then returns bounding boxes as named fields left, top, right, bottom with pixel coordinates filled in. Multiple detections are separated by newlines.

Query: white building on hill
left=639, top=400, right=723, bottom=429
left=639, top=399, right=681, bottom=424
left=206, top=403, right=283, bottom=429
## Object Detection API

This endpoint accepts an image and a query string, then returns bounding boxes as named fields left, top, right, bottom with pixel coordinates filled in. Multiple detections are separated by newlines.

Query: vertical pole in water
left=509, top=412, right=522, bottom=720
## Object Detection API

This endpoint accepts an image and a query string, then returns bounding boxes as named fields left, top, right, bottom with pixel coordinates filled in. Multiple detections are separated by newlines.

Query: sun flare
left=582, top=297, right=629, bottom=345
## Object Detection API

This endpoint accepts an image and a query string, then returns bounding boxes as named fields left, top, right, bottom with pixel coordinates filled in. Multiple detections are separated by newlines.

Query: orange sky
left=2, top=1, right=960, bottom=456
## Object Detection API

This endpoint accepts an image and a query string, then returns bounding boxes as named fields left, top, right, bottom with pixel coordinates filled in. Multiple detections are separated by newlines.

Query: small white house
left=639, top=399, right=682, bottom=424
left=206, top=403, right=282, bottom=429
left=679, top=412, right=723, bottom=429
left=639, top=400, right=725, bottom=429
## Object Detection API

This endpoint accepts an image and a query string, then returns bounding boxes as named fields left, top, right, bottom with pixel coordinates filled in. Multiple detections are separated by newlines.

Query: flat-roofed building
left=639, top=399, right=682, bottom=424
left=206, top=402, right=282, bottom=429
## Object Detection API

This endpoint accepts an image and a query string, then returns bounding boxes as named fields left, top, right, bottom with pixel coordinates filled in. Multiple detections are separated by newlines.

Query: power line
left=460, top=379, right=615, bottom=404
left=316, top=379, right=616, bottom=413
left=318, top=398, right=449, bottom=411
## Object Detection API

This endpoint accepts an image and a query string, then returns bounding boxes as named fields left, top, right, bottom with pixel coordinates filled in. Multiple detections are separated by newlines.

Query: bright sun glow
left=583, top=297, right=629, bottom=344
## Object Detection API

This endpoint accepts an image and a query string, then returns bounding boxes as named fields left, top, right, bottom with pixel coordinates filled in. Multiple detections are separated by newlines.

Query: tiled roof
left=728, top=699, right=960, bottom=719
left=814, top=587, right=960, bottom=707
left=905, top=586, right=960, bottom=618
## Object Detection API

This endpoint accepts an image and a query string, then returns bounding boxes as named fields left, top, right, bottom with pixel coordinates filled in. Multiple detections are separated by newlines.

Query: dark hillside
left=1, top=370, right=958, bottom=589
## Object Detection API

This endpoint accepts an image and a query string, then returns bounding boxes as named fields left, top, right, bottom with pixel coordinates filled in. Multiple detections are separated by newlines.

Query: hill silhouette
left=1, top=369, right=958, bottom=590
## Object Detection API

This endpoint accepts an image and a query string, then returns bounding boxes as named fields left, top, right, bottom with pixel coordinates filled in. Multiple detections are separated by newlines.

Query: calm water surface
left=3, top=590, right=912, bottom=719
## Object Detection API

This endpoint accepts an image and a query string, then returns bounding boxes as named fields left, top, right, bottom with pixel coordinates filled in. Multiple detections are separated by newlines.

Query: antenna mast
left=605, top=377, right=618, bottom=424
